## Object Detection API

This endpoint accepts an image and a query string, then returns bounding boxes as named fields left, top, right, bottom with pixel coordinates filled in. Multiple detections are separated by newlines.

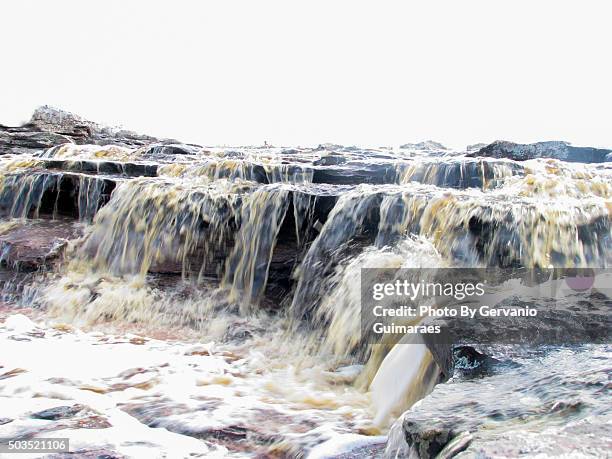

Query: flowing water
left=0, top=142, right=610, bottom=458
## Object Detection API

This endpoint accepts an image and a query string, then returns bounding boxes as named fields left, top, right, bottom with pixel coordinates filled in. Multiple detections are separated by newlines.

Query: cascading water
left=0, top=130, right=610, bottom=457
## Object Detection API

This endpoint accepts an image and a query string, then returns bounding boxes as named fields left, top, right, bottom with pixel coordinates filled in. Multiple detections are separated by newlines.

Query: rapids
left=0, top=129, right=610, bottom=457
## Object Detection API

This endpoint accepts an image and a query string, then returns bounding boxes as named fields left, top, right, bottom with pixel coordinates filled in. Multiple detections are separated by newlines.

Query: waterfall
left=222, top=185, right=290, bottom=309
left=1, top=136, right=610, bottom=453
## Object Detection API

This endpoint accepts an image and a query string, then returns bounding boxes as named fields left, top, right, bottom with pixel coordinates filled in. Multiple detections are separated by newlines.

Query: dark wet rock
left=399, top=268, right=612, bottom=394
left=313, top=154, right=347, bottom=166
left=142, top=187, right=343, bottom=305
left=471, top=140, right=612, bottom=163
left=452, top=345, right=501, bottom=377
left=0, top=171, right=116, bottom=221
left=401, top=419, right=464, bottom=458
left=0, top=126, right=73, bottom=155
left=121, top=162, right=158, bottom=177
left=139, top=143, right=200, bottom=159
left=312, top=163, right=397, bottom=185
left=123, top=401, right=314, bottom=454
left=8, top=335, right=32, bottom=341
left=398, top=158, right=524, bottom=189
left=464, top=213, right=611, bottom=268
left=222, top=319, right=266, bottom=342
left=0, top=220, right=82, bottom=271
left=31, top=404, right=84, bottom=420
left=42, top=159, right=157, bottom=178
left=421, top=335, right=454, bottom=381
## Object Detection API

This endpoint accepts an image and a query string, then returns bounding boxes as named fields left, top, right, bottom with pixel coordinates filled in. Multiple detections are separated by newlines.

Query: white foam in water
left=0, top=314, right=382, bottom=457
left=3, top=313, right=38, bottom=333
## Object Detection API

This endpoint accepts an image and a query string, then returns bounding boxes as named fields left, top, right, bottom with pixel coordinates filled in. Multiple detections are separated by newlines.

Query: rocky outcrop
left=29, top=106, right=163, bottom=147
left=0, top=126, right=74, bottom=156
left=0, top=106, right=169, bottom=155
left=471, top=140, right=612, bottom=163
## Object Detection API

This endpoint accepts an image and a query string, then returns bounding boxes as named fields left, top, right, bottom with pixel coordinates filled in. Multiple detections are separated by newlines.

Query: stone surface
left=471, top=140, right=612, bottom=163
left=42, top=159, right=158, bottom=177
left=0, top=220, right=82, bottom=271
left=0, top=127, right=74, bottom=155
left=385, top=345, right=611, bottom=458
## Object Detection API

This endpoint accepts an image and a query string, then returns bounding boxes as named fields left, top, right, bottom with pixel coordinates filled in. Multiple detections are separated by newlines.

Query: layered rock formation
left=471, top=140, right=612, bottom=163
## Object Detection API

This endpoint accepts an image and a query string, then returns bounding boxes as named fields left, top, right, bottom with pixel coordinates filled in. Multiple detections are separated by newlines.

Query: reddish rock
left=0, top=219, right=82, bottom=271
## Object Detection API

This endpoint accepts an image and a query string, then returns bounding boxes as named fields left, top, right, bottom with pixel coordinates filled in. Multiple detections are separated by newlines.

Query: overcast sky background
left=1, top=1, right=610, bottom=149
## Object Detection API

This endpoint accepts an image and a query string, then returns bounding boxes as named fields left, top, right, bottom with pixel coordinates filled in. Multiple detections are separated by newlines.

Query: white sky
left=1, top=0, right=610, bottom=149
